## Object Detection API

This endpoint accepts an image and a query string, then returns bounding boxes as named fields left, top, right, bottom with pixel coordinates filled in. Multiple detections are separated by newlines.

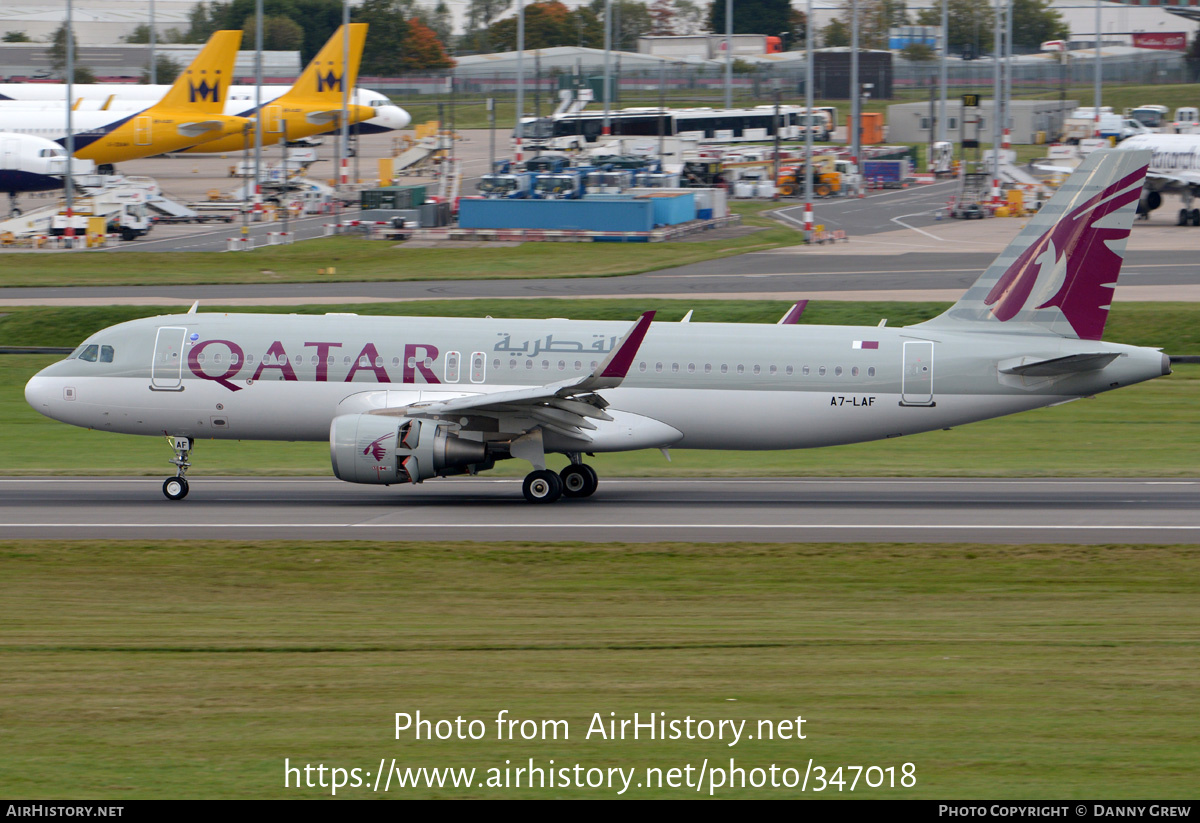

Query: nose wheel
left=163, top=476, right=189, bottom=500
left=163, top=436, right=192, bottom=500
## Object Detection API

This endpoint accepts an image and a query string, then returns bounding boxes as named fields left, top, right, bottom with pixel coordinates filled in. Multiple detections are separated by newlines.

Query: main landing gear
left=521, top=460, right=600, bottom=504
left=162, top=436, right=192, bottom=500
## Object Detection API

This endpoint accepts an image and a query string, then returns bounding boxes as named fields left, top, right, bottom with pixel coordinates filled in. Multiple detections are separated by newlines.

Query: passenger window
left=736, top=364, right=745, bottom=374
left=852, top=366, right=860, bottom=377
left=835, top=366, right=843, bottom=376
left=99, top=345, right=114, bottom=363
left=786, top=365, right=793, bottom=375
left=818, top=366, right=827, bottom=376
left=868, top=366, right=876, bottom=377
left=79, top=344, right=99, bottom=362
left=639, top=362, right=647, bottom=372
left=721, top=364, right=728, bottom=374
left=802, top=366, right=810, bottom=376
left=753, top=365, right=760, bottom=375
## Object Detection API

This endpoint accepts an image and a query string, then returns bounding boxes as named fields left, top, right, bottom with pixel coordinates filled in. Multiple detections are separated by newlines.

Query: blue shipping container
left=458, top=198, right=655, bottom=232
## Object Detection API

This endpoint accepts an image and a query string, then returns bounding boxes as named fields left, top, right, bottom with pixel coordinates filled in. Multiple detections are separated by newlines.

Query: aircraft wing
left=1146, top=170, right=1200, bottom=193
left=371, top=311, right=656, bottom=440
left=177, top=120, right=229, bottom=137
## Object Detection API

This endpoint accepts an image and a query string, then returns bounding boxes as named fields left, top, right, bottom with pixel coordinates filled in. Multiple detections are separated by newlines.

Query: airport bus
left=519, top=105, right=835, bottom=147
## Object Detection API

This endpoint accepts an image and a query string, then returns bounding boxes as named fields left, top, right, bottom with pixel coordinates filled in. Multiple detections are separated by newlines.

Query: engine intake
left=330, top=413, right=490, bottom=484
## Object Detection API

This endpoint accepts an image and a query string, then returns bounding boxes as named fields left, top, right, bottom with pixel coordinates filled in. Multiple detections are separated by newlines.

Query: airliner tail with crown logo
left=180, top=24, right=378, bottom=154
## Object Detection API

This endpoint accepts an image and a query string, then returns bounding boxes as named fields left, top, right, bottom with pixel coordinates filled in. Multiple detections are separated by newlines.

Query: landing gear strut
left=163, top=436, right=192, bottom=500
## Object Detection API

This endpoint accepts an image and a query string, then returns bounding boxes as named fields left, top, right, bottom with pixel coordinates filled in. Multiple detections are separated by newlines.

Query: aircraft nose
left=382, top=105, right=411, bottom=130
left=24, top=372, right=58, bottom=420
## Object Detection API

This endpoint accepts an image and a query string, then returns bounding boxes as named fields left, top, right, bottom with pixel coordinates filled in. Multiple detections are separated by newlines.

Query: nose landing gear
left=162, top=436, right=192, bottom=500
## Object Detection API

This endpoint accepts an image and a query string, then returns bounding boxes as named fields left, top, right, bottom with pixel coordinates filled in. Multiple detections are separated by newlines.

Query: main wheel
left=560, top=464, right=598, bottom=499
left=522, top=470, right=563, bottom=503
left=163, top=476, right=189, bottom=500
left=1179, top=209, right=1190, bottom=226
left=1191, top=209, right=1200, bottom=226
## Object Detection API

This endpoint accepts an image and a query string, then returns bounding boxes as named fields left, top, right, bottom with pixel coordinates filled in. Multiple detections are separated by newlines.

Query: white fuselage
left=24, top=313, right=1168, bottom=453
left=1119, top=133, right=1200, bottom=173
left=0, top=85, right=410, bottom=134
left=0, top=132, right=95, bottom=193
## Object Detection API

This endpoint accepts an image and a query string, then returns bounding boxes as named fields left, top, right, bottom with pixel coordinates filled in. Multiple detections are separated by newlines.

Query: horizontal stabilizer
left=998, top=352, right=1120, bottom=377
left=177, top=120, right=227, bottom=137
left=304, top=110, right=343, bottom=125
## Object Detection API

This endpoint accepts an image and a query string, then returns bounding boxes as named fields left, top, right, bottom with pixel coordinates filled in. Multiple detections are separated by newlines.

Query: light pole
left=938, top=0, right=947, bottom=142
left=602, top=0, right=611, bottom=135
left=1004, top=0, right=1012, bottom=152
left=516, top=0, right=525, bottom=157
left=334, top=2, right=349, bottom=229
left=150, top=0, right=156, bottom=85
left=850, top=0, right=859, bottom=165
left=724, top=0, right=732, bottom=110
left=805, top=0, right=814, bottom=238
left=1094, top=0, right=1102, bottom=137
left=992, top=0, right=1001, bottom=204
left=65, top=0, right=74, bottom=245
left=253, top=0, right=263, bottom=218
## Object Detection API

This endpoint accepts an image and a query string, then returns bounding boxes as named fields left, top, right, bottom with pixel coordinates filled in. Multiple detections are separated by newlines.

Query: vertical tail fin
left=154, top=30, right=242, bottom=113
left=920, top=149, right=1150, bottom=340
left=279, top=24, right=367, bottom=104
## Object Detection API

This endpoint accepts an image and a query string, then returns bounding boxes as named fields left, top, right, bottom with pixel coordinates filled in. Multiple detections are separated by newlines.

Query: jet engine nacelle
left=1138, top=190, right=1162, bottom=214
left=330, top=413, right=490, bottom=485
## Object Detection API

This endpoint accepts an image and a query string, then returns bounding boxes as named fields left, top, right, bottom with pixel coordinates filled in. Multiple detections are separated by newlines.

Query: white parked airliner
left=1118, top=132, right=1200, bottom=224
left=25, top=150, right=1170, bottom=503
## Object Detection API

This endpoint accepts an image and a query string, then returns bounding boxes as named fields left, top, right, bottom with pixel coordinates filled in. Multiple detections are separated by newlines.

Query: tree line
left=4, top=0, right=1080, bottom=77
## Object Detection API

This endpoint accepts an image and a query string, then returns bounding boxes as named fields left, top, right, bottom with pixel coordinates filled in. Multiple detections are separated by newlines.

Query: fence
left=365, top=49, right=1189, bottom=105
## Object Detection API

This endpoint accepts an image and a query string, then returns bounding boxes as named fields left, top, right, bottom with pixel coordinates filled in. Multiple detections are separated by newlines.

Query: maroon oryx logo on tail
left=363, top=433, right=391, bottom=462
left=983, top=165, right=1146, bottom=340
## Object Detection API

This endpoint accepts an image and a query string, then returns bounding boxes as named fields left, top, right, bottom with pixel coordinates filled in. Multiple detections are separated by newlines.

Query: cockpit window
left=78, top=344, right=99, bottom=362
left=100, top=345, right=114, bottom=363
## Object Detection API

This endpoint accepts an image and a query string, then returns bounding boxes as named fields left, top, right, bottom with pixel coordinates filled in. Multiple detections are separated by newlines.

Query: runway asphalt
left=3, top=477, right=1198, bottom=544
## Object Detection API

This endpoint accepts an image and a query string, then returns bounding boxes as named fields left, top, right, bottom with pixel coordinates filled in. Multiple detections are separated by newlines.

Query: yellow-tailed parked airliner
left=181, top=24, right=376, bottom=154
left=0, top=31, right=249, bottom=171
